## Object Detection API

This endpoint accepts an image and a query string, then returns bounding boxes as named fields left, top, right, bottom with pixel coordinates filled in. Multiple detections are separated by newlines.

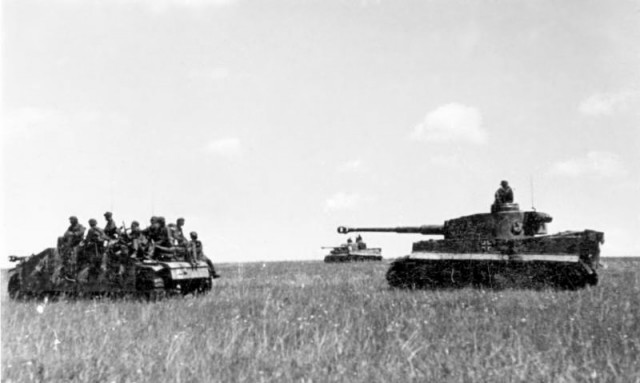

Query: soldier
left=103, top=211, right=121, bottom=239
left=355, top=235, right=366, bottom=250
left=122, top=220, right=145, bottom=258
left=189, top=232, right=220, bottom=278
left=174, top=218, right=187, bottom=245
left=58, top=216, right=86, bottom=250
left=149, top=216, right=174, bottom=259
left=57, top=216, right=85, bottom=281
left=494, top=180, right=514, bottom=204
left=85, top=219, right=108, bottom=253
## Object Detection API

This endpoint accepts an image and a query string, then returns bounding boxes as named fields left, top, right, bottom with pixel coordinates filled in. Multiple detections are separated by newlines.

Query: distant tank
left=323, top=236, right=382, bottom=263
left=338, top=188, right=604, bottom=289
left=7, top=241, right=215, bottom=299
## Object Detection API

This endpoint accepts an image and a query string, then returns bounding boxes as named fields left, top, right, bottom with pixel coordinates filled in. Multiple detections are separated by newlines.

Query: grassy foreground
left=2, top=260, right=639, bottom=382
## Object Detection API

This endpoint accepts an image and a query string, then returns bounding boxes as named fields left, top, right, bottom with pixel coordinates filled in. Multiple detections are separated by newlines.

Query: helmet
left=88, top=219, right=97, bottom=225
left=104, top=211, right=113, bottom=218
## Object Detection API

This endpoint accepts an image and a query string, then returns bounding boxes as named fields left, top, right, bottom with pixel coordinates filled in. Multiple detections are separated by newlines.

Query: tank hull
left=386, top=230, right=603, bottom=289
left=324, top=254, right=383, bottom=263
left=8, top=247, right=214, bottom=299
left=324, top=249, right=383, bottom=263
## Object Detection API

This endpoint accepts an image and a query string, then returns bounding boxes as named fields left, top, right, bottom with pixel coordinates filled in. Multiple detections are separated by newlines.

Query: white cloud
left=578, top=91, right=639, bottom=116
left=548, top=151, right=628, bottom=178
left=325, top=192, right=362, bottom=212
left=411, top=103, right=486, bottom=144
left=337, top=159, right=364, bottom=173
left=206, top=137, right=241, bottom=157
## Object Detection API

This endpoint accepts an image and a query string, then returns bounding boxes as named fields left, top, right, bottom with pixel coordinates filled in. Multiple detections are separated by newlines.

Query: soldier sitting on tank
left=123, top=220, right=147, bottom=259
left=189, top=231, right=220, bottom=278
left=85, top=219, right=108, bottom=253
left=58, top=216, right=86, bottom=251
left=355, top=235, right=367, bottom=250
left=103, top=211, right=121, bottom=240
left=149, top=216, right=175, bottom=260
left=171, top=218, right=187, bottom=246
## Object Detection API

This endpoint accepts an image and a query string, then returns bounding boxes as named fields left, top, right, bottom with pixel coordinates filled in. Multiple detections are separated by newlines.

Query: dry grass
left=2, top=259, right=639, bottom=382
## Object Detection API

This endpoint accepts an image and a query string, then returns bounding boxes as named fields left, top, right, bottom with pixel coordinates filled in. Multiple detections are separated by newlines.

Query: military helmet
left=501, top=180, right=509, bottom=187
left=190, top=231, right=198, bottom=239
left=69, top=216, right=78, bottom=222
left=89, top=218, right=97, bottom=225
left=104, top=211, right=113, bottom=218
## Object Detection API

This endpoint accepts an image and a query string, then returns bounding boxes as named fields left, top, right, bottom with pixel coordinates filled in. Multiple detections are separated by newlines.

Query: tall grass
left=2, top=260, right=639, bottom=382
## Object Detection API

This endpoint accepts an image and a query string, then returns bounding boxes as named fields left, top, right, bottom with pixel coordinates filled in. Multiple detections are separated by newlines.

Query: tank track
left=386, top=257, right=598, bottom=290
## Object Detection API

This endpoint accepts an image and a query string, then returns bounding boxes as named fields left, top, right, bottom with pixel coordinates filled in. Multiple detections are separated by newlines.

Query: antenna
left=530, top=175, right=536, bottom=211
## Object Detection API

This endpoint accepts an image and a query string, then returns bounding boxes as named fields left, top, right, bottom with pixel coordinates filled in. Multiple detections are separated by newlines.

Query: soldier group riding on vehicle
left=8, top=212, right=220, bottom=299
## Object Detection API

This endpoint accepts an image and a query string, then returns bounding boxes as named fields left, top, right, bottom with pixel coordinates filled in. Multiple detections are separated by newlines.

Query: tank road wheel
left=386, top=259, right=428, bottom=289
left=197, top=278, right=212, bottom=294
left=137, top=276, right=166, bottom=301
left=8, top=273, right=22, bottom=299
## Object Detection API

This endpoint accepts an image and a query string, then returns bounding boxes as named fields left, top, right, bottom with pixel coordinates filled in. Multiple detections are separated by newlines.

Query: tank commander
left=103, top=211, right=121, bottom=239
left=494, top=180, right=514, bottom=204
left=189, top=231, right=220, bottom=278
left=356, top=235, right=366, bottom=250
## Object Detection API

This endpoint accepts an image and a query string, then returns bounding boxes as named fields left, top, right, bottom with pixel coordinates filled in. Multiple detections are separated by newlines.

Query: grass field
left=2, top=259, right=639, bottom=382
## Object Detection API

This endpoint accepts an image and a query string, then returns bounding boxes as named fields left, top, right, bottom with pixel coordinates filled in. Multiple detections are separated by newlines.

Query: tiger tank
left=322, top=237, right=383, bottom=263
left=337, top=193, right=604, bottom=289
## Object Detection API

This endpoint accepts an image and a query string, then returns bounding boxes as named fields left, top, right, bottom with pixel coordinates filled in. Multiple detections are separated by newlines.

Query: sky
left=2, top=0, right=639, bottom=266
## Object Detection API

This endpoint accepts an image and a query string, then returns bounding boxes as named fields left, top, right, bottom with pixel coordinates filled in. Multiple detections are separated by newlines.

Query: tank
left=322, top=237, right=382, bottom=263
left=338, top=200, right=604, bottom=289
left=7, top=241, right=216, bottom=299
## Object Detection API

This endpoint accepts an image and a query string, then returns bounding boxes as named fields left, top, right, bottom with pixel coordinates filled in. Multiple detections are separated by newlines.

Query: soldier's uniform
left=60, top=221, right=86, bottom=249
left=85, top=225, right=107, bottom=252
left=189, top=232, right=220, bottom=278
left=492, top=181, right=515, bottom=213
left=103, top=212, right=121, bottom=239
left=57, top=217, right=86, bottom=281
left=125, top=221, right=146, bottom=258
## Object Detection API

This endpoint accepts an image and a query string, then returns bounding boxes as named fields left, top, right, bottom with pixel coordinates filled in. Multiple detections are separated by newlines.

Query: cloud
left=548, top=151, right=628, bottom=178
left=325, top=192, right=363, bottom=212
left=337, top=159, right=364, bottom=173
left=411, top=103, right=486, bottom=144
left=206, top=138, right=241, bottom=157
left=578, top=91, right=639, bottom=116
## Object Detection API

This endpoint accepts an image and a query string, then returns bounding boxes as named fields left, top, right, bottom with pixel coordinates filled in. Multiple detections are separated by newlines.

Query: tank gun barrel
left=337, top=225, right=444, bottom=236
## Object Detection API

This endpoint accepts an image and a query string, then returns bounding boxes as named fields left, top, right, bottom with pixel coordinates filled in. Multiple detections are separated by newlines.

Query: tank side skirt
left=408, top=252, right=579, bottom=262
